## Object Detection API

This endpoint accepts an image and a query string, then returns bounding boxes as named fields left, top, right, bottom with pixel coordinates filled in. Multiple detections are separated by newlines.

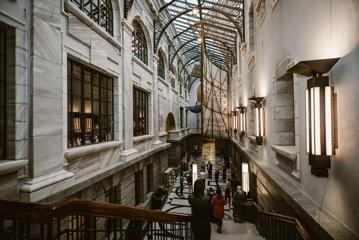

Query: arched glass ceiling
left=155, top=0, right=244, bottom=72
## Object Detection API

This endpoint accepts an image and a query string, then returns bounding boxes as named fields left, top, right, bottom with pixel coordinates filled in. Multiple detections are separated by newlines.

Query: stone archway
left=166, top=113, right=176, bottom=132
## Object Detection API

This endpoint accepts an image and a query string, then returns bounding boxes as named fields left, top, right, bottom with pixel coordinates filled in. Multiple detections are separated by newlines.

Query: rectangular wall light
left=249, top=96, right=265, bottom=145
left=289, top=58, right=339, bottom=177
left=231, top=110, right=238, bottom=133
left=242, top=162, right=249, bottom=193
left=237, top=105, right=247, bottom=136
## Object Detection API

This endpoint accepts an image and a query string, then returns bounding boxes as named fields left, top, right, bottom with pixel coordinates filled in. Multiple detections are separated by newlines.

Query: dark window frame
left=70, top=0, right=113, bottom=35
left=132, top=20, right=148, bottom=65
left=67, top=58, right=114, bottom=148
left=180, top=107, right=184, bottom=129
left=146, top=163, right=153, bottom=194
left=135, top=170, right=144, bottom=205
left=133, top=87, right=149, bottom=137
left=158, top=51, right=165, bottom=79
left=0, top=27, right=6, bottom=160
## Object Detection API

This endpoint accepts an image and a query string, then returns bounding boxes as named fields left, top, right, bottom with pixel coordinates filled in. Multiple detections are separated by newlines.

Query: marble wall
left=228, top=0, right=359, bottom=237
left=0, top=0, right=190, bottom=205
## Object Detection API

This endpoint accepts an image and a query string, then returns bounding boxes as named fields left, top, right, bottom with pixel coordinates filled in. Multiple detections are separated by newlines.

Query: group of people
left=188, top=180, right=225, bottom=240
left=188, top=180, right=248, bottom=240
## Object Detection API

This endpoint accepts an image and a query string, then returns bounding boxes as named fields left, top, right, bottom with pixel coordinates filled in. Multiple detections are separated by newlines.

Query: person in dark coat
left=222, top=167, right=227, bottom=183
left=188, top=180, right=213, bottom=240
left=207, top=161, right=213, bottom=179
left=215, top=169, right=220, bottom=186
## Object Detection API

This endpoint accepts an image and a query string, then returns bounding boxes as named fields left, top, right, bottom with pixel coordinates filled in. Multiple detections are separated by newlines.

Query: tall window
left=249, top=4, right=255, bottom=51
left=132, top=20, right=148, bottom=65
left=0, top=27, right=6, bottom=159
left=180, top=107, right=184, bottom=129
left=67, top=59, right=114, bottom=148
left=70, top=0, right=113, bottom=35
left=133, top=87, right=149, bottom=136
left=146, top=163, right=153, bottom=193
left=158, top=51, right=165, bottom=79
left=179, top=76, right=183, bottom=95
left=135, top=170, right=144, bottom=205
left=185, top=109, right=188, bottom=128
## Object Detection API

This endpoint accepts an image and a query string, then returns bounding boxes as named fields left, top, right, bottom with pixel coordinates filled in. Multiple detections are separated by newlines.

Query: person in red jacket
left=212, top=188, right=226, bottom=233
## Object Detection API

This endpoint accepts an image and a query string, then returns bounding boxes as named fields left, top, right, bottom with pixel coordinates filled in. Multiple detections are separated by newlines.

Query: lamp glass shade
left=325, top=87, right=333, bottom=155
left=255, top=105, right=264, bottom=137
left=305, top=80, right=334, bottom=156
left=242, top=163, right=249, bottom=193
left=239, top=111, right=246, bottom=132
left=192, top=164, right=198, bottom=187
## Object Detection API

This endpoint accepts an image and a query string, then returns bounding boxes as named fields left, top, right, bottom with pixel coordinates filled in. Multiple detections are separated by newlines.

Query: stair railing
left=0, top=198, right=192, bottom=240
left=254, top=203, right=310, bottom=240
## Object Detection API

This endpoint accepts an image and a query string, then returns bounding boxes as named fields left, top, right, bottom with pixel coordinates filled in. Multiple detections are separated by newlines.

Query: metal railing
left=254, top=203, right=310, bottom=240
left=0, top=198, right=192, bottom=240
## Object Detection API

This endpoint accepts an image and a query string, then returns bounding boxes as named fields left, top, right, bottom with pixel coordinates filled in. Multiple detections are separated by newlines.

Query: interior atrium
left=0, top=0, right=358, bottom=239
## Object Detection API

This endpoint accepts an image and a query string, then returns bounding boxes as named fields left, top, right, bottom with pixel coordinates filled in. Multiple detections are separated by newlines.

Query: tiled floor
left=162, top=155, right=264, bottom=240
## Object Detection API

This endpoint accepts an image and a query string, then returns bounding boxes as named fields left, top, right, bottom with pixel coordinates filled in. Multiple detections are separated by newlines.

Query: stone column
left=20, top=0, right=73, bottom=201
left=120, top=20, right=137, bottom=158
left=152, top=55, right=161, bottom=145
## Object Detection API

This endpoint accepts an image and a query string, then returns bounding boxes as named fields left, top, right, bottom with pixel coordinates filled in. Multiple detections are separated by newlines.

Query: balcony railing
left=254, top=203, right=310, bottom=240
left=0, top=198, right=192, bottom=240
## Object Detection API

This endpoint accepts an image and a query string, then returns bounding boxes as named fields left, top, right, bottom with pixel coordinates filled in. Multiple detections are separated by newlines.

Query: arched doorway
left=165, top=113, right=176, bottom=132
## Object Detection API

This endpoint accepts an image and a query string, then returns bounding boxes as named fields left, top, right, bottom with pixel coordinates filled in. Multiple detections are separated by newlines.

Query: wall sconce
left=289, top=58, right=339, bottom=177
left=242, top=162, right=249, bottom=193
left=231, top=110, right=238, bottom=133
left=249, top=96, right=265, bottom=145
left=236, top=105, right=247, bottom=138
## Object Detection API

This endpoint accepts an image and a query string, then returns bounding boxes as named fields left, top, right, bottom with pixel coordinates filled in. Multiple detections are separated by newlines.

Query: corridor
left=162, top=153, right=264, bottom=240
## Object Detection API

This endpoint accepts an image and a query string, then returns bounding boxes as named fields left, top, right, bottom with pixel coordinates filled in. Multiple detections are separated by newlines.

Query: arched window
left=70, top=0, right=113, bottom=35
left=158, top=51, right=165, bottom=79
left=132, top=20, right=148, bottom=65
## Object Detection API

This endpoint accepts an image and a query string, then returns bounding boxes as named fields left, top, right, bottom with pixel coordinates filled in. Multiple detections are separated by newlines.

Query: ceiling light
left=197, top=37, right=202, bottom=44
left=192, top=7, right=199, bottom=16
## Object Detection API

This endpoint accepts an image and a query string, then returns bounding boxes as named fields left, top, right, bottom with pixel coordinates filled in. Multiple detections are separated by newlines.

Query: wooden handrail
left=253, top=202, right=310, bottom=240
left=0, top=198, right=192, bottom=223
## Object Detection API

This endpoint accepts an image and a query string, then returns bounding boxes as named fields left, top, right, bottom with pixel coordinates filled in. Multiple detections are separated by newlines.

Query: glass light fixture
left=289, top=58, right=339, bottom=177
left=197, top=37, right=203, bottom=44
left=192, top=7, right=199, bottom=16
left=249, top=96, right=265, bottom=145
left=192, top=163, right=198, bottom=187
left=242, top=162, right=249, bottom=193
left=231, top=110, right=238, bottom=133
left=236, top=105, right=247, bottom=138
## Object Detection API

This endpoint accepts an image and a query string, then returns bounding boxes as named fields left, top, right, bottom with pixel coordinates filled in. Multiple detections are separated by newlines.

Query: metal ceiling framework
left=124, top=0, right=245, bottom=139
left=155, top=0, right=244, bottom=72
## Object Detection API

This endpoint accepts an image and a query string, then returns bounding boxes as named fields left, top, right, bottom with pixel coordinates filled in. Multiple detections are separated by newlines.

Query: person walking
left=179, top=172, right=184, bottom=196
left=207, top=161, right=213, bottom=179
left=214, top=169, right=219, bottom=186
left=212, top=188, right=226, bottom=233
left=233, top=186, right=247, bottom=223
left=188, top=180, right=213, bottom=240
left=225, top=178, right=231, bottom=207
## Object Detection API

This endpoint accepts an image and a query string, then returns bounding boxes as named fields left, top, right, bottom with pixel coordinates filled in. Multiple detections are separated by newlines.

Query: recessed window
left=133, top=87, right=149, bottom=137
left=0, top=27, right=6, bottom=159
left=158, top=51, right=165, bottom=79
left=135, top=170, right=144, bottom=205
left=70, top=0, right=113, bottom=35
left=67, top=59, right=114, bottom=148
left=132, top=20, right=148, bottom=65
left=180, top=107, right=184, bottom=129
left=249, top=4, right=255, bottom=51
left=146, top=163, right=153, bottom=193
